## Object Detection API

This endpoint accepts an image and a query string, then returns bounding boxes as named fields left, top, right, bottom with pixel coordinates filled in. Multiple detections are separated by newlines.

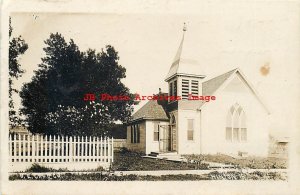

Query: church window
left=226, top=103, right=247, bottom=142
left=131, top=124, right=140, bottom=143
left=187, top=119, right=194, bottom=140
left=154, top=122, right=159, bottom=141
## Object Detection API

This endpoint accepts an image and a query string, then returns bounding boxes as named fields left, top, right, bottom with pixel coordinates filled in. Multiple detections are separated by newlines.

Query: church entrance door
left=159, top=125, right=171, bottom=153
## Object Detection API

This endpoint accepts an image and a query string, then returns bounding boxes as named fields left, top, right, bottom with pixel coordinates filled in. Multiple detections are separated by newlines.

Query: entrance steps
left=143, top=152, right=188, bottom=162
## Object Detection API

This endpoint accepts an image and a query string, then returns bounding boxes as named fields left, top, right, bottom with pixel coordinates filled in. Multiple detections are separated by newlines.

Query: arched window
left=226, top=103, right=247, bottom=142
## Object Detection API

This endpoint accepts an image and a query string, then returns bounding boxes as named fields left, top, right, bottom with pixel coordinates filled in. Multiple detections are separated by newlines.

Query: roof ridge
left=203, top=68, right=238, bottom=84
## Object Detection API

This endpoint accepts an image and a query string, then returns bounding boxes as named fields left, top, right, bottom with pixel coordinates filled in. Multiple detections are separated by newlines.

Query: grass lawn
left=112, top=149, right=287, bottom=171
left=111, top=149, right=209, bottom=171
left=184, top=154, right=287, bottom=169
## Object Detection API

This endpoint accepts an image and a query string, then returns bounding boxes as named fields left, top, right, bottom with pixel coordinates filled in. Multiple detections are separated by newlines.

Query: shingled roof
left=202, top=68, right=237, bottom=96
left=130, top=68, right=268, bottom=122
left=130, top=100, right=169, bottom=122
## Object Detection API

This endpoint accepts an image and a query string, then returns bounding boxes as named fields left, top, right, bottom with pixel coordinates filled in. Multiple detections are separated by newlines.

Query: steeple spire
left=165, top=23, right=206, bottom=82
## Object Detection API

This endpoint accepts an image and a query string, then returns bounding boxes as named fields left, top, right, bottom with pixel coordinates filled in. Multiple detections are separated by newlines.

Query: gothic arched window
left=226, top=103, right=247, bottom=142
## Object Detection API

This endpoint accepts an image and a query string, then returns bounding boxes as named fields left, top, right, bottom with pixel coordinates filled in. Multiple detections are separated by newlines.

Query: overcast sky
left=10, top=3, right=299, bottom=134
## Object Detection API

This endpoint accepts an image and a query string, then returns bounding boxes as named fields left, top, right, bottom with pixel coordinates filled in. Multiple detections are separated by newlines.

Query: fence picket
left=9, top=134, right=12, bottom=161
left=107, top=137, right=111, bottom=163
left=50, top=135, right=52, bottom=162
left=100, top=137, right=103, bottom=162
left=66, top=136, right=69, bottom=162
left=40, top=135, right=43, bottom=162
left=112, top=137, right=114, bottom=163
left=32, top=135, right=35, bottom=162
left=61, top=136, right=65, bottom=162
left=13, top=134, right=16, bottom=162
left=69, top=136, right=73, bottom=162
left=74, top=136, right=77, bottom=162
left=92, top=136, right=95, bottom=161
left=45, top=135, right=48, bottom=162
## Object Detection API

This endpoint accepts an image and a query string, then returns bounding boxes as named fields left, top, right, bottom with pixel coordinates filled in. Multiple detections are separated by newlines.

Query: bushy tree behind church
left=20, top=33, right=136, bottom=136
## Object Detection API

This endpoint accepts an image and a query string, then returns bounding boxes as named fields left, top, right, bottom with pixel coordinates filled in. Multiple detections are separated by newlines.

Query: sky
left=10, top=4, right=299, bottom=135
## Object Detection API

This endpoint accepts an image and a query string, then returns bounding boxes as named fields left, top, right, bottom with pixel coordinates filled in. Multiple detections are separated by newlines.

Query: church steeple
left=165, top=23, right=206, bottom=100
left=165, top=23, right=206, bottom=82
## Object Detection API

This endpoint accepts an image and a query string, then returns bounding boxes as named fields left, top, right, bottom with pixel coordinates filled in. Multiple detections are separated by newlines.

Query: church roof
left=201, top=68, right=270, bottom=114
left=129, top=100, right=169, bottom=122
left=202, top=68, right=237, bottom=96
left=165, top=25, right=206, bottom=81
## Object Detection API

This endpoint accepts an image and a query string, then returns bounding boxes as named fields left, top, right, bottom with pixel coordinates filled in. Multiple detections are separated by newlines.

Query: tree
left=9, top=17, right=28, bottom=128
left=20, top=33, right=137, bottom=136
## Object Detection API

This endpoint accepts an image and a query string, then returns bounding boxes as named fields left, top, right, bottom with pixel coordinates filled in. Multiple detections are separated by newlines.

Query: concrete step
left=149, top=152, right=159, bottom=157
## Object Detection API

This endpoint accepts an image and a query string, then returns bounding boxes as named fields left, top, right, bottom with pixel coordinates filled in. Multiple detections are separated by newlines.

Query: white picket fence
left=9, top=134, right=114, bottom=171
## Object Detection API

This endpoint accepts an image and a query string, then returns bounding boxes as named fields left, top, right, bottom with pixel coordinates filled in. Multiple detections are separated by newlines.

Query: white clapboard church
left=126, top=25, right=270, bottom=157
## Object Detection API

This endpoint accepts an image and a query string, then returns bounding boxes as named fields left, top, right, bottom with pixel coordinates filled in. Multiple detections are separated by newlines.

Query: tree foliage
left=9, top=17, right=28, bottom=128
left=20, top=33, right=137, bottom=136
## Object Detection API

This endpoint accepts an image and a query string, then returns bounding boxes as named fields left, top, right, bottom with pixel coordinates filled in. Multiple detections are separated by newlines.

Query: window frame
left=130, top=124, right=140, bottom=144
left=226, top=104, right=247, bottom=143
left=153, top=122, right=159, bottom=142
left=187, top=119, right=194, bottom=141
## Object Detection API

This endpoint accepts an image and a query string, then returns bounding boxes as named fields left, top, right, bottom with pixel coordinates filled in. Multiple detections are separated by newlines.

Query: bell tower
left=165, top=23, right=206, bottom=109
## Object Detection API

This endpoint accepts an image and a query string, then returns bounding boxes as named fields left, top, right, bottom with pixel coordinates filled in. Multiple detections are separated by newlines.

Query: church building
left=126, top=25, right=270, bottom=157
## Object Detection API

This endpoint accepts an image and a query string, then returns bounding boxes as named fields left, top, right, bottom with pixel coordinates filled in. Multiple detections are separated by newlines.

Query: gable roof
left=201, top=68, right=270, bottom=114
left=129, top=100, right=169, bottom=122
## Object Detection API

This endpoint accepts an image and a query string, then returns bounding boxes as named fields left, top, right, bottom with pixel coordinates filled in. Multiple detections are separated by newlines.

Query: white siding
left=200, top=75, right=269, bottom=157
